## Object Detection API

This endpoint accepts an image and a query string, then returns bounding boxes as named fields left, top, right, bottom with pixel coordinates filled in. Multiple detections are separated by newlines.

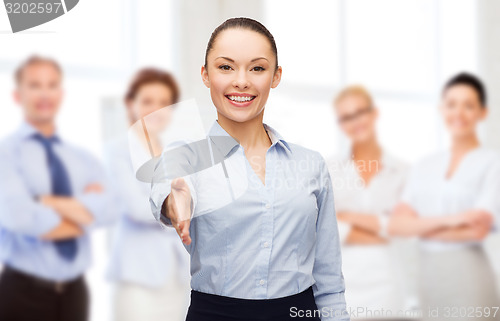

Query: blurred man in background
left=0, top=55, right=116, bottom=321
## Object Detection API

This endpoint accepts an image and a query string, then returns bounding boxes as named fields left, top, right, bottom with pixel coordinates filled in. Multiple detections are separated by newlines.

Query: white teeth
left=227, top=95, right=254, bottom=102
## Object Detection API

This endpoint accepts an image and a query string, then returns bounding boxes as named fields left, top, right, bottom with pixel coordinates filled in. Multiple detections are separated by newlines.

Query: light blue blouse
left=150, top=120, right=349, bottom=320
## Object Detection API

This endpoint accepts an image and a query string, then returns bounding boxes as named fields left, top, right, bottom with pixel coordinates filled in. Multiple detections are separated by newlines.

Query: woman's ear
left=372, top=106, right=379, bottom=120
left=438, top=102, right=445, bottom=116
left=125, top=99, right=137, bottom=124
left=271, top=66, right=282, bottom=89
left=201, top=65, right=210, bottom=88
left=12, top=89, right=20, bottom=105
left=480, top=106, right=488, bottom=120
left=125, top=99, right=132, bottom=110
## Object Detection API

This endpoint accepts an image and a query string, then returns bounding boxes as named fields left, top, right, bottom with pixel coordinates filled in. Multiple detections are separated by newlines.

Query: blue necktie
left=33, top=133, right=78, bottom=261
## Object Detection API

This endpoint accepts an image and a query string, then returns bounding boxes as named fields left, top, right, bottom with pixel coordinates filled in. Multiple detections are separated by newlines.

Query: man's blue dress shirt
left=0, top=121, right=117, bottom=282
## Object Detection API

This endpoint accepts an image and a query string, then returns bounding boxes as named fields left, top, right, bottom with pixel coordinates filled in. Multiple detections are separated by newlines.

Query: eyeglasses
left=337, top=106, right=373, bottom=124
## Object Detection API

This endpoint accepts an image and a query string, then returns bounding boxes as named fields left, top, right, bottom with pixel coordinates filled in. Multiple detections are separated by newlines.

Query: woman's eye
left=252, top=66, right=265, bottom=72
left=218, top=65, right=232, bottom=71
left=466, top=103, right=476, bottom=110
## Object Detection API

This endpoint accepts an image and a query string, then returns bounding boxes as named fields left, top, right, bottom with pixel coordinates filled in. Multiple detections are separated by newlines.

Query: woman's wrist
left=442, top=212, right=466, bottom=228
left=378, top=215, right=390, bottom=239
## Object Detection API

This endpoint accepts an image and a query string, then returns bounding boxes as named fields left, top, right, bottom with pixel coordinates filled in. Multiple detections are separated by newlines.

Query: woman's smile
left=224, top=92, right=257, bottom=107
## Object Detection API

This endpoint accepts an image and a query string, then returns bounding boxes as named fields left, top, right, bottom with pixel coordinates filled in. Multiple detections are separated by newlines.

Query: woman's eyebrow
left=215, top=56, right=235, bottom=62
left=215, top=56, right=269, bottom=62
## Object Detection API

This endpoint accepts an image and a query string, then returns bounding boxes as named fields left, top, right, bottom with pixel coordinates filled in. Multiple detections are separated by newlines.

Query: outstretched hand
left=163, top=177, right=192, bottom=245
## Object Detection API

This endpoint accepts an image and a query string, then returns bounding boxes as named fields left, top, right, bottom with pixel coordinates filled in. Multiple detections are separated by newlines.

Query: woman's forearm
left=345, top=225, right=387, bottom=245
left=388, top=203, right=463, bottom=237
left=422, top=226, right=470, bottom=241
left=388, top=215, right=458, bottom=236
left=337, top=212, right=381, bottom=234
left=423, top=218, right=493, bottom=242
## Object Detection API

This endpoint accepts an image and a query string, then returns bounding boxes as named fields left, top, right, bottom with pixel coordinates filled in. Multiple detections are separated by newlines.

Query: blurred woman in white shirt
left=105, top=68, right=190, bottom=321
left=327, top=86, right=410, bottom=319
left=389, top=73, right=500, bottom=321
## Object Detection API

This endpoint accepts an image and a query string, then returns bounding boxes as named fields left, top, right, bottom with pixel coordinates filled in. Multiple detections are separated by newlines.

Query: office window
left=265, top=0, right=342, bottom=88
left=0, top=0, right=128, bottom=69
left=264, top=0, right=477, bottom=163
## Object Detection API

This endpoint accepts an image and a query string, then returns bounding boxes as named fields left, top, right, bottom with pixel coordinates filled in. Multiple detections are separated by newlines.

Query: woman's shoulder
left=411, top=149, right=447, bottom=168
left=102, top=134, right=131, bottom=161
left=472, top=146, right=500, bottom=168
left=475, top=146, right=500, bottom=159
left=285, top=142, right=325, bottom=160
left=373, top=151, right=408, bottom=183
left=323, top=148, right=408, bottom=174
left=281, top=142, right=330, bottom=177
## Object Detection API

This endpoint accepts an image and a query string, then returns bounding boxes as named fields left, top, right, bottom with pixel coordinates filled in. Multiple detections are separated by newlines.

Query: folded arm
left=422, top=212, right=493, bottom=241
left=345, top=225, right=386, bottom=244
left=41, top=218, right=83, bottom=240
left=40, top=193, right=96, bottom=226
left=388, top=203, right=460, bottom=236
left=73, top=151, right=120, bottom=229
left=388, top=202, right=492, bottom=241
left=337, top=211, right=387, bottom=245
left=0, top=148, right=64, bottom=237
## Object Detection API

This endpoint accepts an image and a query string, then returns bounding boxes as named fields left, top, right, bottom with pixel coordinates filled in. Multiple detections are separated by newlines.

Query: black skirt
left=185, top=286, right=321, bottom=321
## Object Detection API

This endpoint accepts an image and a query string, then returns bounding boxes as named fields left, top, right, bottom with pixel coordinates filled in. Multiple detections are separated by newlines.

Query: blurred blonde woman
left=105, top=68, right=190, bottom=321
left=327, top=86, right=410, bottom=319
left=389, top=73, right=500, bottom=321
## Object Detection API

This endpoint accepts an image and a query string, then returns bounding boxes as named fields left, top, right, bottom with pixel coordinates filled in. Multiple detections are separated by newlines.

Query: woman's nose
left=232, top=70, right=249, bottom=89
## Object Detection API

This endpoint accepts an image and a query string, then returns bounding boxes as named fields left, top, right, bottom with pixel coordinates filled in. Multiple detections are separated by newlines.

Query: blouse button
left=265, top=203, right=271, bottom=209
left=263, top=241, right=269, bottom=248
left=259, top=279, right=265, bottom=286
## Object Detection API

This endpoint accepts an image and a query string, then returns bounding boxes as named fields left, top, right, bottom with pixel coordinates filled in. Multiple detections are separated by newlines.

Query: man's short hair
left=15, top=55, right=63, bottom=85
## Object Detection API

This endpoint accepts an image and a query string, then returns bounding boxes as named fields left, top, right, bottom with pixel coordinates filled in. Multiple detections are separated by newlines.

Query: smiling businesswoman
left=389, top=73, right=500, bottom=321
left=149, top=18, right=349, bottom=321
